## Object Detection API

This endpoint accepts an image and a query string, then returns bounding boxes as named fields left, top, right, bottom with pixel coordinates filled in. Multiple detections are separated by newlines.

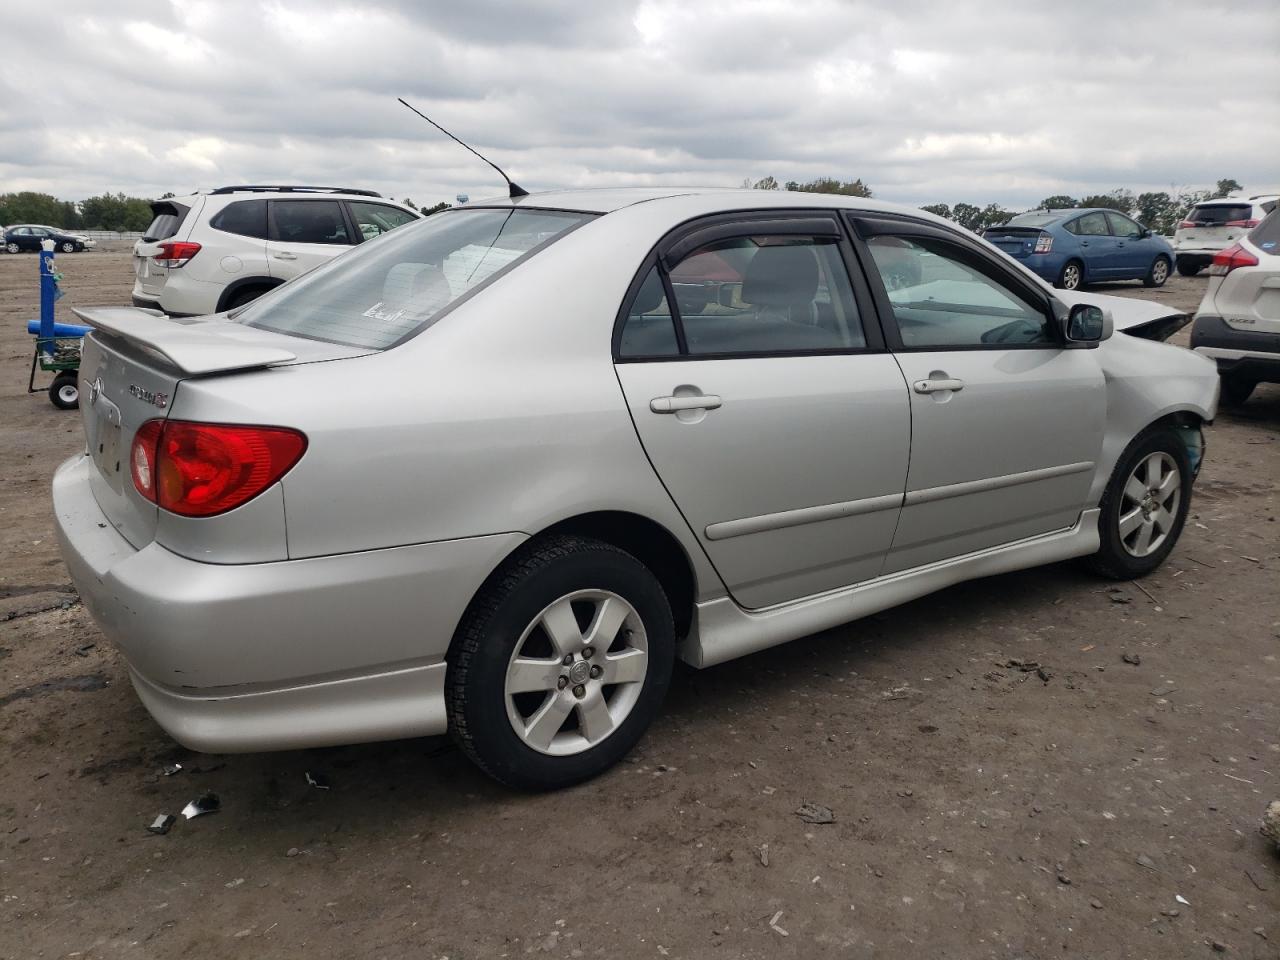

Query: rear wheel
left=5, top=242, right=19, bottom=255
left=223, top=286, right=269, bottom=310
left=1176, top=258, right=1201, bottom=277
left=60, top=241, right=76, bottom=253
left=1085, top=426, right=1192, bottom=580
left=447, top=535, right=674, bottom=790
left=49, top=373, right=79, bottom=410
left=1220, top=374, right=1257, bottom=407
left=1143, top=256, right=1170, bottom=288
left=1056, top=260, right=1083, bottom=290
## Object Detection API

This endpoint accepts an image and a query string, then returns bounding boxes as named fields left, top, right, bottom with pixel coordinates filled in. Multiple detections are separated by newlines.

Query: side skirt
left=682, top=509, right=1100, bottom=668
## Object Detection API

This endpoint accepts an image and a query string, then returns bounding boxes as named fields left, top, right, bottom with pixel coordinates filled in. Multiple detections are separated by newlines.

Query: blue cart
left=25, top=245, right=90, bottom=409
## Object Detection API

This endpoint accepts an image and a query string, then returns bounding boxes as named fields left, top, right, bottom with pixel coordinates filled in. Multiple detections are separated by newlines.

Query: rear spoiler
left=72, top=307, right=297, bottom=375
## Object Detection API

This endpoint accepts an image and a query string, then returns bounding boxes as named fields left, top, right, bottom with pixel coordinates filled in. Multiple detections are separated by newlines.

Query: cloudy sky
left=1, top=0, right=1277, bottom=210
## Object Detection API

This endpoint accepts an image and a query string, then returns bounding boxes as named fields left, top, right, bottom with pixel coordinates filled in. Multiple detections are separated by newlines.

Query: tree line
left=744, top=176, right=1246, bottom=235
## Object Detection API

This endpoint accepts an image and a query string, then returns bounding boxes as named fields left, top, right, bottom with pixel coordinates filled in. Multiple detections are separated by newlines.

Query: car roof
left=456, top=185, right=940, bottom=218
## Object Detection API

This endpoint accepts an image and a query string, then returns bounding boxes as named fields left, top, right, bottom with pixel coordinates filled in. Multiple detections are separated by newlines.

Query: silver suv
left=1173, top=194, right=1278, bottom=276
left=131, top=185, right=420, bottom=316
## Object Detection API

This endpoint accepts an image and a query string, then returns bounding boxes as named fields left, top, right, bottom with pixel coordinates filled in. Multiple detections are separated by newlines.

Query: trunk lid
left=983, top=226, right=1045, bottom=260
left=1174, top=202, right=1254, bottom=251
left=74, top=307, right=369, bottom=548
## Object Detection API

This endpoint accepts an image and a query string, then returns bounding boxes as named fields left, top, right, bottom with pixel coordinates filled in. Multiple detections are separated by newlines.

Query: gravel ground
left=1, top=251, right=1277, bottom=959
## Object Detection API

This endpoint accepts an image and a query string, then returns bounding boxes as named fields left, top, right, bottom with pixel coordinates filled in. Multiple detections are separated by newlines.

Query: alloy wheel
left=1151, top=259, right=1168, bottom=284
left=504, top=589, right=649, bottom=756
left=1062, top=264, right=1081, bottom=289
left=1118, top=451, right=1181, bottom=558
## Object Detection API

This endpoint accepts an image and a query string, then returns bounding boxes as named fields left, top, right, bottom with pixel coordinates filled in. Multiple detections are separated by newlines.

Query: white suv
left=131, top=186, right=420, bottom=316
left=1173, top=194, right=1278, bottom=276
left=1189, top=209, right=1280, bottom=405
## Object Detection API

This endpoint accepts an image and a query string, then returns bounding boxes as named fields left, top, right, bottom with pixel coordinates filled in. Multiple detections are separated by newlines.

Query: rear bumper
left=1190, top=314, right=1280, bottom=382
left=53, top=453, right=525, bottom=752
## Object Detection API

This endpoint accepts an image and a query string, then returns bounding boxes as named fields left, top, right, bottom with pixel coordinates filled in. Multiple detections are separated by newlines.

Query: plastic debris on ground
left=181, top=792, right=221, bottom=819
left=795, top=802, right=835, bottom=824
left=147, top=814, right=176, bottom=835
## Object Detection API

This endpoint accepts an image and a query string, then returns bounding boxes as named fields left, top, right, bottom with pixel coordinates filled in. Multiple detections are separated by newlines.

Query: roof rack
left=210, top=185, right=383, bottom=198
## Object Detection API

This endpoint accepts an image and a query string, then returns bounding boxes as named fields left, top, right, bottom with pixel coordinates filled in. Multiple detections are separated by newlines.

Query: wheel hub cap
left=1118, top=452, right=1181, bottom=558
left=567, top=660, right=591, bottom=685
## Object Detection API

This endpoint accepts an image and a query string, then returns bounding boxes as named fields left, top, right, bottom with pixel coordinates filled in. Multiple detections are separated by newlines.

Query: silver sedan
left=54, top=188, right=1218, bottom=789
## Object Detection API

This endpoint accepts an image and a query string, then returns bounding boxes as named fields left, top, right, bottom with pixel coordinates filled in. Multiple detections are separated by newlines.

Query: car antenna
left=397, top=97, right=528, bottom=199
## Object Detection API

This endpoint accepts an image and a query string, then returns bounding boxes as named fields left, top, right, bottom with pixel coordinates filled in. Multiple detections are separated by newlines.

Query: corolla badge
left=128, top=384, right=169, bottom=409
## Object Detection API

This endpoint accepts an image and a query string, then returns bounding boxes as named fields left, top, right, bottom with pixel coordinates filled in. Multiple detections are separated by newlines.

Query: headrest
left=741, top=244, right=819, bottom=307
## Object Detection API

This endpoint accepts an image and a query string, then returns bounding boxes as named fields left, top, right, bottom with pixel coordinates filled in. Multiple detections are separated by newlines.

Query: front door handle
left=913, top=378, right=964, bottom=395
left=273, top=252, right=298, bottom=261
left=650, top=394, right=722, bottom=413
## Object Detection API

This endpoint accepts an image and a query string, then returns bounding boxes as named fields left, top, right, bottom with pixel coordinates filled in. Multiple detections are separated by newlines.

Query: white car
left=1173, top=194, right=1278, bottom=277
left=131, top=186, right=420, bottom=316
left=1189, top=209, right=1280, bottom=404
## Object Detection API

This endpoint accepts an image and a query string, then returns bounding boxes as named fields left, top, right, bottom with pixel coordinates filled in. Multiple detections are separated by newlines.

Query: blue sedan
left=982, top=208, right=1174, bottom=290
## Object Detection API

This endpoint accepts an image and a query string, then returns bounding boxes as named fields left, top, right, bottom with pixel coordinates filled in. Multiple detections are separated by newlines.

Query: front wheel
left=1143, top=256, right=1170, bottom=288
left=1085, top=426, right=1193, bottom=580
left=447, top=535, right=674, bottom=790
left=1056, top=260, right=1083, bottom=290
left=60, top=241, right=76, bottom=253
left=49, top=373, right=79, bottom=409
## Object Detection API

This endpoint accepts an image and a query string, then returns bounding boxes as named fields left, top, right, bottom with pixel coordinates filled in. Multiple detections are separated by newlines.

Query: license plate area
left=91, top=397, right=124, bottom=493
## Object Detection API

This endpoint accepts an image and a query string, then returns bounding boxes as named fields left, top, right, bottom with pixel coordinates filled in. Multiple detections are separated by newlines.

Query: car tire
left=48, top=373, right=79, bottom=410
left=5, top=242, right=19, bottom=255
left=223, top=286, right=268, bottom=310
left=1220, top=374, right=1257, bottom=407
left=60, top=241, right=75, bottom=253
left=1055, top=260, right=1083, bottom=290
left=1084, top=426, right=1193, bottom=581
left=447, top=534, right=675, bottom=791
left=1176, top=258, right=1201, bottom=278
left=1143, top=256, right=1170, bottom=288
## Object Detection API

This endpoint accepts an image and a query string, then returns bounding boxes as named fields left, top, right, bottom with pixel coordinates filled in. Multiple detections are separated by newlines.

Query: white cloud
left=0, top=0, right=1275, bottom=210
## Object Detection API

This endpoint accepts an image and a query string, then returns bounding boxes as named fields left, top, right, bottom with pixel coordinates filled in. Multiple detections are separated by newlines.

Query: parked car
left=1189, top=209, right=1280, bottom=404
left=1173, top=194, right=1278, bottom=276
left=56, top=188, right=1217, bottom=790
left=983, top=208, right=1174, bottom=290
left=131, top=185, right=421, bottom=316
left=4, top=224, right=96, bottom=253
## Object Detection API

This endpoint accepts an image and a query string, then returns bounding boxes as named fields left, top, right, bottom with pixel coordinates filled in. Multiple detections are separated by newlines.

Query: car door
left=23, top=227, right=47, bottom=251
left=346, top=200, right=420, bottom=243
left=613, top=213, right=912, bottom=609
left=266, top=199, right=356, bottom=282
left=848, top=215, right=1105, bottom=574
left=1105, top=212, right=1151, bottom=277
left=1068, top=212, right=1118, bottom=279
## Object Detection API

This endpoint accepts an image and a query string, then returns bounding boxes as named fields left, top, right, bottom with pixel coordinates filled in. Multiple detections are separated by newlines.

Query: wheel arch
left=215, top=275, right=284, bottom=312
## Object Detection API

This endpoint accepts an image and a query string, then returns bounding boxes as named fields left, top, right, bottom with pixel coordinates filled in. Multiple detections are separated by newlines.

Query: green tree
left=920, top=203, right=952, bottom=219
left=79, top=193, right=153, bottom=231
left=401, top=198, right=418, bottom=210
left=784, top=177, right=872, bottom=197
left=1037, top=195, right=1077, bottom=210
left=420, top=201, right=451, bottom=216
left=0, top=191, right=67, bottom=227
left=1078, top=189, right=1134, bottom=213
left=752, top=176, right=779, bottom=190
left=1213, top=178, right=1241, bottom=198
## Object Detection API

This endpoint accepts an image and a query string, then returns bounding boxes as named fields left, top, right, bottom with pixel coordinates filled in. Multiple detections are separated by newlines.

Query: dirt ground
left=1, top=249, right=1277, bottom=960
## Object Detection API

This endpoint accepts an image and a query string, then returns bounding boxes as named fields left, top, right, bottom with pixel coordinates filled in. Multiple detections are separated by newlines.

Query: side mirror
left=1140, top=228, right=1153, bottom=239
left=1065, top=303, right=1113, bottom=344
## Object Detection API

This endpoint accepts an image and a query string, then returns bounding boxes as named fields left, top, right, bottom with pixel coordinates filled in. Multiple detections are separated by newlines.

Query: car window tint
left=1249, top=210, right=1280, bottom=251
left=1106, top=212, right=1142, bottom=239
left=667, top=236, right=864, bottom=355
left=236, top=208, right=590, bottom=349
left=210, top=200, right=267, bottom=239
left=348, top=202, right=419, bottom=242
left=618, top=266, right=678, bottom=357
left=1074, top=212, right=1110, bottom=236
left=1187, top=203, right=1252, bottom=225
left=272, top=200, right=352, bottom=245
left=866, top=236, right=1053, bottom=349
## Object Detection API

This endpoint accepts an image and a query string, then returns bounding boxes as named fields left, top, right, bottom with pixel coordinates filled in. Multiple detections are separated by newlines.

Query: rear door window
left=236, top=208, right=591, bottom=349
left=1068, top=212, right=1110, bottom=236
left=617, top=267, right=679, bottom=358
left=270, top=200, right=352, bottom=245
left=209, top=200, right=267, bottom=239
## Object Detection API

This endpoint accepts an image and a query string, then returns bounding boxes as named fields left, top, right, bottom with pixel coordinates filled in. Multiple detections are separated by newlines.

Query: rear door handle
left=913, top=378, right=965, bottom=394
left=650, top=394, right=722, bottom=413
left=273, top=252, right=298, bottom=261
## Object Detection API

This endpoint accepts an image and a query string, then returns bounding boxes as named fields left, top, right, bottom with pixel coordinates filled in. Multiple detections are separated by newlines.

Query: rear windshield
left=235, top=208, right=591, bottom=349
left=1249, top=210, right=1280, bottom=252
left=1005, top=213, right=1058, bottom=227
left=143, top=201, right=190, bottom=242
left=1186, top=203, right=1252, bottom=225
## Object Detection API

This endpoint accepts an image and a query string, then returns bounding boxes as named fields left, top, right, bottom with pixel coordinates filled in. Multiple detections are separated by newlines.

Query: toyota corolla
left=54, top=188, right=1217, bottom=790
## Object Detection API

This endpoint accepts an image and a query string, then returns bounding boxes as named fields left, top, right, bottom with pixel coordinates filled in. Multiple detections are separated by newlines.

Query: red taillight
left=1033, top=233, right=1053, bottom=254
left=1178, top=220, right=1197, bottom=229
left=153, top=241, right=201, bottom=268
left=1224, top=219, right=1259, bottom=228
left=129, top=419, right=306, bottom=517
left=1208, top=242, right=1259, bottom=276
